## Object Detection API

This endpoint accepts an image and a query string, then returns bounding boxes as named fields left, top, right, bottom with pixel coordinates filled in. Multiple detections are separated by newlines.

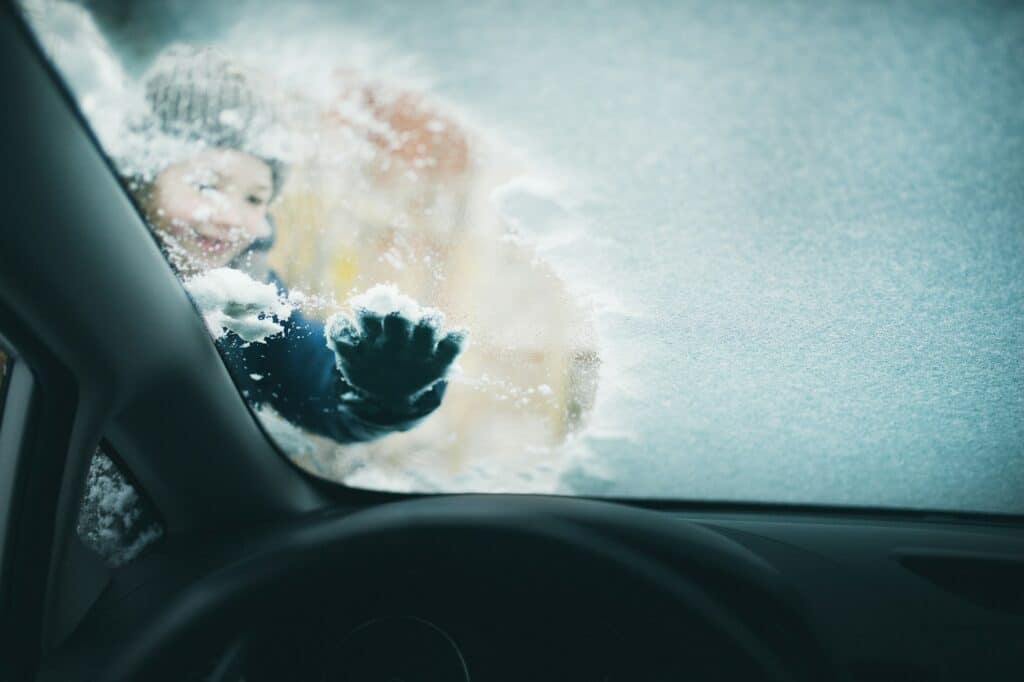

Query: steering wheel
left=43, top=496, right=840, bottom=681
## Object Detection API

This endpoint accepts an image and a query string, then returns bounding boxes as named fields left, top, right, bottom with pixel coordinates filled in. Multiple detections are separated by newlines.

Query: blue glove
left=326, top=309, right=465, bottom=424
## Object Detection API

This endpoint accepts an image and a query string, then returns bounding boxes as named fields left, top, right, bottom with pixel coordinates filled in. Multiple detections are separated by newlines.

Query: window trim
left=0, top=344, right=33, bottom=595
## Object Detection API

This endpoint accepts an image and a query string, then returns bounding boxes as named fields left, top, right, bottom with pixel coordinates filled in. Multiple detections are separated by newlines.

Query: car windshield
left=20, top=0, right=1024, bottom=513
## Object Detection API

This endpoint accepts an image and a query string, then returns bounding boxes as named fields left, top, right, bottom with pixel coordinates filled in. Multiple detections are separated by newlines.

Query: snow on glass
left=344, top=283, right=443, bottom=325
left=76, top=450, right=164, bottom=568
left=185, top=268, right=293, bottom=343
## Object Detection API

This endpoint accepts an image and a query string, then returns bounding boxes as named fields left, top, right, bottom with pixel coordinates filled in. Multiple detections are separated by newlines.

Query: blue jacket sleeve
left=217, top=278, right=435, bottom=444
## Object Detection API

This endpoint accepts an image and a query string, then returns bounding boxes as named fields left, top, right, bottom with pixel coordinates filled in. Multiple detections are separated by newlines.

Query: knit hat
left=141, top=44, right=287, bottom=200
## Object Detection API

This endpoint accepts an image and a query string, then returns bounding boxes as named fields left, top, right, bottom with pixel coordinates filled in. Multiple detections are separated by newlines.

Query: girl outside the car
left=123, top=45, right=464, bottom=445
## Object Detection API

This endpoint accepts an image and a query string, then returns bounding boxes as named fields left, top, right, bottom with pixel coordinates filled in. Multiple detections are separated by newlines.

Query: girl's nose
left=208, top=201, right=243, bottom=230
left=208, top=200, right=267, bottom=239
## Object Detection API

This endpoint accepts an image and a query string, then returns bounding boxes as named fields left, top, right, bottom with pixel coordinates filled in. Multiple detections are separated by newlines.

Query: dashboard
left=227, top=509, right=1024, bottom=681
left=36, top=499, right=1024, bottom=682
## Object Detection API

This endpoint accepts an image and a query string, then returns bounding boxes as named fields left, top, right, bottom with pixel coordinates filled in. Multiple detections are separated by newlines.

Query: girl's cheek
left=175, top=199, right=217, bottom=232
left=240, top=208, right=269, bottom=238
left=256, top=212, right=273, bottom=237
left=158, top=198, right=200, bottom=237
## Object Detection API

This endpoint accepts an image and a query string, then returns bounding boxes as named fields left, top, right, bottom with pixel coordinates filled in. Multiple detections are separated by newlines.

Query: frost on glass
left=21, top=0, right=1024, bottom=512
left=76, top=448, right=164, bottom=568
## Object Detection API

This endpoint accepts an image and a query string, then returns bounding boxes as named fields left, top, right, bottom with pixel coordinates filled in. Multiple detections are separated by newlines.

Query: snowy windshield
left=21, top=0, right=1024, bottom=513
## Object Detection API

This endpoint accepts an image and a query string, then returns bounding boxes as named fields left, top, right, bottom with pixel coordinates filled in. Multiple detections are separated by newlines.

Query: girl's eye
left=248, top=195, right=267, bottom=206
left=195, top=183, right=218, bottom=193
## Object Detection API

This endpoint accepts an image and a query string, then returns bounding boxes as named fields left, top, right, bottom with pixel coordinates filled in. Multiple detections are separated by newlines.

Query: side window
left=75, top=443, right=164, bottom=567
left=0, top=348, right=10, bottom=416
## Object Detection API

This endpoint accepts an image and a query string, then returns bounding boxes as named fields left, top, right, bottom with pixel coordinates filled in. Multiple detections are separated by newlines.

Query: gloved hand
left=326, top=308, right=465, bottom=423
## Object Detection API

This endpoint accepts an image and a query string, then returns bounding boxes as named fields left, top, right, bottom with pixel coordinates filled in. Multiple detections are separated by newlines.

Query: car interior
left=1, top=2, right=1023, bottom=680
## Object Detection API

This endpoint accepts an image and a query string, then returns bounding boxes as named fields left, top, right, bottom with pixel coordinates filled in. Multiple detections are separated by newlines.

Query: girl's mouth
left=194, top=234, right=232, bottom=254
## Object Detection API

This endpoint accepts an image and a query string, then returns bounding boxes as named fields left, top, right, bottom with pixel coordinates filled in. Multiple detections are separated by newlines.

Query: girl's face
left=146, top=148, right=274, bottom=273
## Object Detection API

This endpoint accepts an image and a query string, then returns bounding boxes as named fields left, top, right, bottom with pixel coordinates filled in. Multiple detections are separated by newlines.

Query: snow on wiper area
left=76, top=450, right=164, bottom=568
left=184, top=268, right=294, bottom=343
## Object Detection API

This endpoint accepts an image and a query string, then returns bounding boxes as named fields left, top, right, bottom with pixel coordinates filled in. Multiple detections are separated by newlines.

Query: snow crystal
left=184, top=267, right=294, bottom=343
left=76, top=450, right=164, bottom=568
